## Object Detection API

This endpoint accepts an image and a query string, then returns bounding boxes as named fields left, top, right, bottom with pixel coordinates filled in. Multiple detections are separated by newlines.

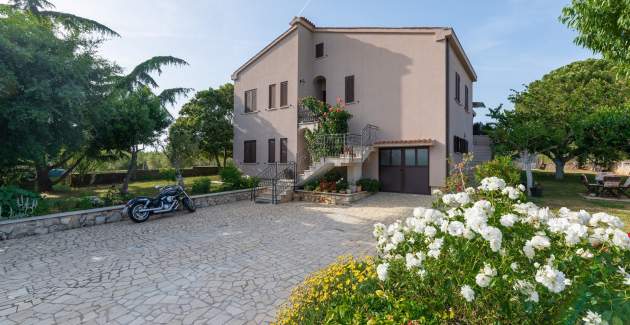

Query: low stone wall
left=293, top=190, right=372, bottom=205
left=0, top=189, right=255, bottom=241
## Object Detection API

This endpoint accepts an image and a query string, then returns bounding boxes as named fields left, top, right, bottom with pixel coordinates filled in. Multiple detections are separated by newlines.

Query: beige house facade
left=232, top=17, right=476, bottom=194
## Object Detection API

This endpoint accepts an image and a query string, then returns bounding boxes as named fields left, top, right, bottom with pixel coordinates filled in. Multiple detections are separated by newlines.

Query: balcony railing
left=298, top=105, right=318, bottom=124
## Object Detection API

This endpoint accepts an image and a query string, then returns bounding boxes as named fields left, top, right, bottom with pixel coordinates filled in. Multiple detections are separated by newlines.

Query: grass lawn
left=43, top=175, right=222, bottom=199
left=529, top=170, right=630, bottom=231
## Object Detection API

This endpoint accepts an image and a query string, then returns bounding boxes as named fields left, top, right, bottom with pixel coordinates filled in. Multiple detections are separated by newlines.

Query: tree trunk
left=214, top=154, right=221, bottom=168
left=553, top=158, right=565, bottom=180
left=51, top=155, right=85, bottom=186
left=522, top=150, right=534, bottom=196
left=223, top=147, right=227, bottom=167
left=36, top=165, right=53, bottom=192
left=121, top=148, right=138, bottom=194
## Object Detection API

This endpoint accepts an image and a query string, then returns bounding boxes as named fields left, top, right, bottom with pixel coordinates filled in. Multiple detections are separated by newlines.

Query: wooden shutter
left=464, top=86, right=469, bottom=111
left=244, top=140, right=256, bottom=163
left=345, top=75, right=354, bottom=103
left=268, top=84, right=276, bottom=108
left=245, top=89, right=257, bottom=112
left=280, top=81, right=288, bottom=107
left=455, top=73, right=461, bottom=102
left=315, top=43, right=324, bottom=58
left=280, top=138, right=287, bottom=163
left=268, top=139, right=275, bottom=163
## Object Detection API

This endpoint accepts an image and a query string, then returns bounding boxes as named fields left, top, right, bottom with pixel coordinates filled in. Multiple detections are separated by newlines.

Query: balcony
left=297, top=105, right=318, bottom=124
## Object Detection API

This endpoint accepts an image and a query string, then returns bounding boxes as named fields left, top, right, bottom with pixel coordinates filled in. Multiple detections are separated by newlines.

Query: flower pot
left=530, top=187, right=543, bottom=197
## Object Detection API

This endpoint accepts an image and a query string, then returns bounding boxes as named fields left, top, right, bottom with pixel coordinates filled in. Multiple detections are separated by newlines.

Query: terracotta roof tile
left=373, top=139, right=435, bottom=146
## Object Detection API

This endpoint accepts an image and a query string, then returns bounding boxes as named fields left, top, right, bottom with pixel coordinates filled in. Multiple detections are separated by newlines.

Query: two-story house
left=232, top=17, right=476, bottom=195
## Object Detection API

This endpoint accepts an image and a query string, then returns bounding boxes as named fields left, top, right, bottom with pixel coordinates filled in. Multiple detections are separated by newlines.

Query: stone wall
left=0, top=189, right=256, bottom=241
left=293, top=190, right=372, bottom=205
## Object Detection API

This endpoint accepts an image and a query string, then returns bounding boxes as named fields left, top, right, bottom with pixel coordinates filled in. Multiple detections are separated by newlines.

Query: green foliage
left=51, top=183, right=71, bottom=193
left=0, top=186, right=40, bottom=218
left=178, top=84, right=234, bottom=167
left=303, top=179, right=319, bottom=192
left=503, top=59, right=630, bottom=179
left=219, top=164, right=243, bottom=189
left=575, top=104, right=630, bottom=168
left=165, top=118, right=200, bottom=173
left=191, top=177, right=212, bottom=194
left=301, top=97, right=353, bottom=161
left=475, top=156, right=521, bottom=186
left=241, top=176, right=260, bottom=189
left=103, top=186, right=132, bottom=206
left=561, top=0, right=630, bottom=74
left=158, top=168, right=177, bottom=181
left=336, top=179, right=349, bottom=192
left=356, top=179, right=381, bottom=193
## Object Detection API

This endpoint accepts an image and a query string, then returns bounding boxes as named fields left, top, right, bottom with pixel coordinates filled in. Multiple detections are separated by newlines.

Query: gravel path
left=0, top=193, right=431, bottom=325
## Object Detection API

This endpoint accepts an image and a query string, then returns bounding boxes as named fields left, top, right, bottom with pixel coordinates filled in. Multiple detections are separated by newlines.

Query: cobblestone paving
left=0, top=193, right=431, bottom=324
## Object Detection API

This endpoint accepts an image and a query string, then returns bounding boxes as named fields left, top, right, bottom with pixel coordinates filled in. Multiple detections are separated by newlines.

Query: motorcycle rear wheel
left=129, top=203, right=151, bottom=223
left=183, top=197, right=196, bottom=212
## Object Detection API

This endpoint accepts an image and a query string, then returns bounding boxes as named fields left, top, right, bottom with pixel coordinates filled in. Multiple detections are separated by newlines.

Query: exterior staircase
left=251, top=163, right=296, bottom=204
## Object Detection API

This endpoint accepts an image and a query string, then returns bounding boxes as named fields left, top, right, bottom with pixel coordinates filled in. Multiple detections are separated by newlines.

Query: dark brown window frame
left=345, top=75, right=355, bottom=103
left=464, top=85, right=469, bottom=112
left=268, top=84, right=276, bottom=109
left=244, top=89, right=257, bottom=113
left=280, top=81, right=288, bottom=107
left=268, top=138, right=275, bottom=163
left=280, top=138, right=288, bottom=163
left=244, top=140, right=256, bottom=163
left=453, top=136, right=468, bottom=154
left=455, top=73, right=461, bottom=103
left=315, top=42, right=324, bottom=58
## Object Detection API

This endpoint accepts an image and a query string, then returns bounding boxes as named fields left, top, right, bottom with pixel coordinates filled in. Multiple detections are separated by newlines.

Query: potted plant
left=529, top=182, right=543, bottom=197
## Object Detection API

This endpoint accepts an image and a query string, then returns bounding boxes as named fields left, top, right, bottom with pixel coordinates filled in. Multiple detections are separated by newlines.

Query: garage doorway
left=379, top=147, right=430, bottom=194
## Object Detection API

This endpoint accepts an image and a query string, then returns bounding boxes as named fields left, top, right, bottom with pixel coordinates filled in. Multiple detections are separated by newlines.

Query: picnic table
left=584, top=173, right=630, bottom=198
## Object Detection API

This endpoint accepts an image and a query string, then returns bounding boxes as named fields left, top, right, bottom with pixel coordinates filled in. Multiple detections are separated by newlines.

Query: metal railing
left=306, top=124, right=379, bottom=163
left=298, top=104, right=318, bottom=124
left=251, top=162, right=296, bottom=204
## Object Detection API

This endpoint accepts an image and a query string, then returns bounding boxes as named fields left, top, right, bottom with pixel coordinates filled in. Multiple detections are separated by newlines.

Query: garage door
left=379, top=147, right=430, bottom=194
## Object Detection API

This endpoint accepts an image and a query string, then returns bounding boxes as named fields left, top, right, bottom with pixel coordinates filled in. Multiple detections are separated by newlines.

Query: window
left=315, top=43, right=324, bottom=58
left=464, top=85, right=469, bottom=112
left=454, top=136, right=468, bottom=154
left=379, top=149, right=391, bottom=166
left=280, top=81, right=288, bottom=107
left=280, top=138, right=288, bottom=163
left=391, top=149, right=401, bottom=166
left=268, top=139, right=275, bottom=163
left=455, top=73, right=461, bottom=103
left=405, top=149, right=416, bottom=166
left=268, top=84, right=276, bottom=109
left=244, top=140, right=256, bottom=163
left=245, top=89, right=257, bottom=112
left=416, top=148, right=429, bottom=166
left=345, top=75, right=355, bottom=103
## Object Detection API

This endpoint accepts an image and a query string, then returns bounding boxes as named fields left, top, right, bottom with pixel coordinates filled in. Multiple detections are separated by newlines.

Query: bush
left=0, top=186, right=40, bottom=219
left=219, top=164, right=243, bottom=189
left=191, top=177, right=212, bottom=194
left=159, top=168, right=177, bottom=181
left=475, top=156, right=521, bottom=186
left=336, top=178, right=349, bottom=192
left=276, top=178, right=630, bottom=324
left=241, top=176, right=260, bottom=189
left=51, top=183, right=72, bottom=193
left=356, top=178, right=381, bottom=193
left=303, top=179, right=318, bottom=192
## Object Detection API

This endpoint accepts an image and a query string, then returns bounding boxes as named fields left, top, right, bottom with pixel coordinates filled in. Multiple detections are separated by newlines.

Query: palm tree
left=112, top=56, right=192, bottom=194
left=7, top=0, right=119, bottom=37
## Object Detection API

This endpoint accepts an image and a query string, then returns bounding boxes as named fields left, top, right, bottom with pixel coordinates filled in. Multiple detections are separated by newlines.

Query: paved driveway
left=0, top=193, right=431, bottom=325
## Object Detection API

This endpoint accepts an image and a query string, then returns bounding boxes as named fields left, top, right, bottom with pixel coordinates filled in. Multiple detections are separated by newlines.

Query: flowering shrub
left=374, top=177, right=629, bottom=323
left=275, top=177, right=630, bottom=324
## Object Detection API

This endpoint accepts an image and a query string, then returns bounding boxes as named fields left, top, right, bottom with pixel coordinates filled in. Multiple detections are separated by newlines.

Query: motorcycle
left=123, top=184, right=196, bottom=223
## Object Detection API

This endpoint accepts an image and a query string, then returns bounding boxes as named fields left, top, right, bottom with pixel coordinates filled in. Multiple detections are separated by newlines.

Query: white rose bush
left=374, top=177, right=629, bottom=324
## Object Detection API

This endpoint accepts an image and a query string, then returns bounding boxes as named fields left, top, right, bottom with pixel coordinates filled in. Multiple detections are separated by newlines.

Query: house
left=232, top=17, right=476, bottom=196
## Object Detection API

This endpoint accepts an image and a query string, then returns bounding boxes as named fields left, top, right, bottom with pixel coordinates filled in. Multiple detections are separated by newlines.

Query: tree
left=0, top=5, right=116, bottom=190
left=6, top=0, right=119, bottom=37
left=561, top=0, right=630, bottom=74
left=487, top=105, right=549, bottom=193
left=575, top=104, right=630, bottom=169
left=178, top=84, right=234, bottom=167
left=509, top=59, right=629, bottom=179
left=95, top=56, right=190, bottom=194
left=164, top=119, right=200, bottom=186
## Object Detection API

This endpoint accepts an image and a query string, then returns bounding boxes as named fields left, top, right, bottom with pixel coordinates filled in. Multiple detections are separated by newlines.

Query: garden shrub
left=0, top=186, right=40, bottom=218
left=191, top=177, right=212, bottom=194
left=241, top=176, right=260, bottom=189
left=158, top=168, right=177, bottom=181
left=276, top=177, right=630, bottom=324
left=336, top=178, right=349, bottom=192
left=219, top=164, right=243, bottom=189
left=303, top=179, right=318, bottom=191
left=474, top=156, right=521, bottom=186
left=356, top=178, right=381, bottom=193
left=51, top=183, right=72, bottom=193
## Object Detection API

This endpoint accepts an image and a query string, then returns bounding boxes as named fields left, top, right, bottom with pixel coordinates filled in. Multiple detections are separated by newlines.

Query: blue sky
left=17, top=0, right=596, bottom=121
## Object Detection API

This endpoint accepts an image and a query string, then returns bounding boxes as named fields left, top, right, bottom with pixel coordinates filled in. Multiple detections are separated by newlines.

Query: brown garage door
left=379, top=147, right=429, bottom=194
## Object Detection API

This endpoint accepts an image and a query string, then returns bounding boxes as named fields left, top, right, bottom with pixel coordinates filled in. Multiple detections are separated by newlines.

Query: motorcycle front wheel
left=129, top=203, right=151, bottom=223
left=182, top=197, right=196, bottom=212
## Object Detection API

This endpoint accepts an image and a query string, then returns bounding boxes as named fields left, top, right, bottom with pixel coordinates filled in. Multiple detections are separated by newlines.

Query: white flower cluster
left=373, top=177, right=630, bottom=309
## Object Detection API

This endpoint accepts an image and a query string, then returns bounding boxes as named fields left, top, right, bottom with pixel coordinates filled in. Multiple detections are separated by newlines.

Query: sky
left=6, top=0, right=596, bottom=122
